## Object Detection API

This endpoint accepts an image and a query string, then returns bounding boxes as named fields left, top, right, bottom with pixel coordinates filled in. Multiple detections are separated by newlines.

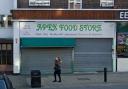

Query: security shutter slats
left=21, top=48, right=73, bottom=74
left=74, top=38, right=113, bottom=72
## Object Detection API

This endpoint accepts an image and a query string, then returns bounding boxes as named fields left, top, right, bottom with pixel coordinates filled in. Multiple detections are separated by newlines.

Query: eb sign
left=120, top=11, right=128, bottom=19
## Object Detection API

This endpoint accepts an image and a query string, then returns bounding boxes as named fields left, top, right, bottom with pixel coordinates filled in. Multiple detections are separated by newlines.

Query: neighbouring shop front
left=13, top=21, right=116, bottom=74
left=0, top=28, right=13, bottom=73
left=0, top=40, right=13, bottom=73
left=117, top=22, right=128, bottom=72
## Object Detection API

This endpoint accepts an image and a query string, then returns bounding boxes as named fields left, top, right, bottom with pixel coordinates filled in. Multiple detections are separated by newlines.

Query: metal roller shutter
left=21, top=48, right=73, bottom=74
left=74, top=38, right=113, bottom=72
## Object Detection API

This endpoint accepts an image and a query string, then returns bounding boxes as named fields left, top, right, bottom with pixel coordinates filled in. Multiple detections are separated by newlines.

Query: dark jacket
left=54, top=59, right=61, bottom=72
left=54, top=64, right=61, bottom=71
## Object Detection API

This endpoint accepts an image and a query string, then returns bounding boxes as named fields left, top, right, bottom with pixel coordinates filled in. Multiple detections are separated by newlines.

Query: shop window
left=7, top=44, right=12, bottom=50
left=0, top=44, right=2, bottom=64
left=69, top=0, right=82, bottom=9
left=0, top=44, right=1, bottom=64
left=0, top=44, right=13, bottom=65
left=7, top=53, right=12, bottom=65
left=100, top=0, right=114, bottom=7
left=0, top=15, right=5, bottom=27
left=2, top=44, right=6, bottom=50
left=117, top=22, right=128, bottom=58
left=8, top=15, right=12, bottom=27
left=2, top=54, right=6, bottom=64
left=0, top=54, right=1, bottom=64
left=0, top=44, right=1, bottom=50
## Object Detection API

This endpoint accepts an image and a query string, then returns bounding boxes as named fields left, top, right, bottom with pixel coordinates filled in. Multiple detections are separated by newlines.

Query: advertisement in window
left=117, top=22, right=128, bottom=57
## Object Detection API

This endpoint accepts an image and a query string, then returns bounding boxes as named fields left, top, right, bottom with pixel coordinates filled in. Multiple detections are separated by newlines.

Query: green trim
left=20, top=38, right=75, bottom=47
left=117, top=22, right=128, bottom=33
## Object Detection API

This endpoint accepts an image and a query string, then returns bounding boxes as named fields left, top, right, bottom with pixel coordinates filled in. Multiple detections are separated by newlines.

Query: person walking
left=53, top=57, right=62, bottom=82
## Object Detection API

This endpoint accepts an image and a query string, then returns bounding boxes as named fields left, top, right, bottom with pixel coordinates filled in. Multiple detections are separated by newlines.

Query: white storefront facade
left=13, top=21, right=116, bottom=74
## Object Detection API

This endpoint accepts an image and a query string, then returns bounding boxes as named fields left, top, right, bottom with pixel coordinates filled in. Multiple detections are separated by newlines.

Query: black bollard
left=104, top=67, right=107, bottom=82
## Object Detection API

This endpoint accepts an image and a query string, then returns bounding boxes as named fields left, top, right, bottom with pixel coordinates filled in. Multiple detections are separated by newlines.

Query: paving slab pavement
left=8, top=72, right=128, bottom=89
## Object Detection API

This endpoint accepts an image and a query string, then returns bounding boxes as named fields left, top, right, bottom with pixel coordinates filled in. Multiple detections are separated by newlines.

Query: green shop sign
left=36, top=24, right=102, bottom=32
left=20, top=22, right=115, bottom=38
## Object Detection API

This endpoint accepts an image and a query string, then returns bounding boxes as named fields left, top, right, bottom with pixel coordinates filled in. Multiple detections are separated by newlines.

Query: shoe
left=52, top=80, right=57, bottom=82
left=58, top=80, right=61, bottom=82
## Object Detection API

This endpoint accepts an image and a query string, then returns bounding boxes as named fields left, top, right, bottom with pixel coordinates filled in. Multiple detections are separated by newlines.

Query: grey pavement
left=8, top=72, right=128, bottom=89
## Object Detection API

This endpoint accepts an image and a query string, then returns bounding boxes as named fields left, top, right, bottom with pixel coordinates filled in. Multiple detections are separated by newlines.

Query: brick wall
left=17, top=0, right=68, bottom=8
left=17, top=0, right=128, bottom=9
left=114, top=0, right=128, bottom=8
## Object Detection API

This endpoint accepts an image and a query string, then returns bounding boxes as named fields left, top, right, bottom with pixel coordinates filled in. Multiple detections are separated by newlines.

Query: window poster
left=117, top=22, right=128, bottom=57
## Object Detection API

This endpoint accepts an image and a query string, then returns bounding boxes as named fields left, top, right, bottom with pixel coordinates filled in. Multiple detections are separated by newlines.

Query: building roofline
left=12, top=8, right=128, bottom=11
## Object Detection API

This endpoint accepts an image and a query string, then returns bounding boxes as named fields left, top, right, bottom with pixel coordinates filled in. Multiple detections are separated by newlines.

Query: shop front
left=0, top=28, right=13, bottom=73
left=117, top=22, right=128, bottom=72
left=13, top=21, right=116, bottom=74
left=20, top=38, right=75, bottom=74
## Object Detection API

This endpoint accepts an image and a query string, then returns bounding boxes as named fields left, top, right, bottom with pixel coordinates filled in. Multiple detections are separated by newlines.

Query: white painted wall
left=13, top=22, right=21, bottom=74
left=14, top=0, right=17, bottom=9
left=0, top=0, right=13, bottom=15
left=112, top=22, right=117, bottom=72
left=0, top=28, right=13, bottom=38
left=117, top=58, right=128, bottom=72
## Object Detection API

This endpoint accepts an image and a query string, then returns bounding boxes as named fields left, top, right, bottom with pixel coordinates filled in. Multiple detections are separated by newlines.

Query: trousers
left=54, top=70, right=61, bottom=82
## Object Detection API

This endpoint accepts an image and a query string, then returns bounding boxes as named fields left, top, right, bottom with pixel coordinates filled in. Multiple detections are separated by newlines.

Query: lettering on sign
left=36, top=24, right=102, bottom=32
left=120, top=11, right=128, bottom=19
left=19, top=22, right=115, bottom=38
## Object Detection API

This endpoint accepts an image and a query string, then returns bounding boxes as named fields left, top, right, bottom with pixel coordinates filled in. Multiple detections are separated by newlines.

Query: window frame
left=0, top=15, right=12, bottom=28
left=100, top=0, right=114, bottom=7
left=0, top=44, right=13, bottom=65
left=68, top=0, right=82, bottom=9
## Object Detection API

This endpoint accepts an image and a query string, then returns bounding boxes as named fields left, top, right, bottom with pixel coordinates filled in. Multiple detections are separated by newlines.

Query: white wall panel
left=117, top=58, right=128, bottom=72
left=0, top=0, right=13, bottom=15
left=0, top=28, right=13, bottom=38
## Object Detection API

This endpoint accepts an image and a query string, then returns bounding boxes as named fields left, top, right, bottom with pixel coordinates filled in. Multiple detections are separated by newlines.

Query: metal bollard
left=104, top=67, right=107, bottom=82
